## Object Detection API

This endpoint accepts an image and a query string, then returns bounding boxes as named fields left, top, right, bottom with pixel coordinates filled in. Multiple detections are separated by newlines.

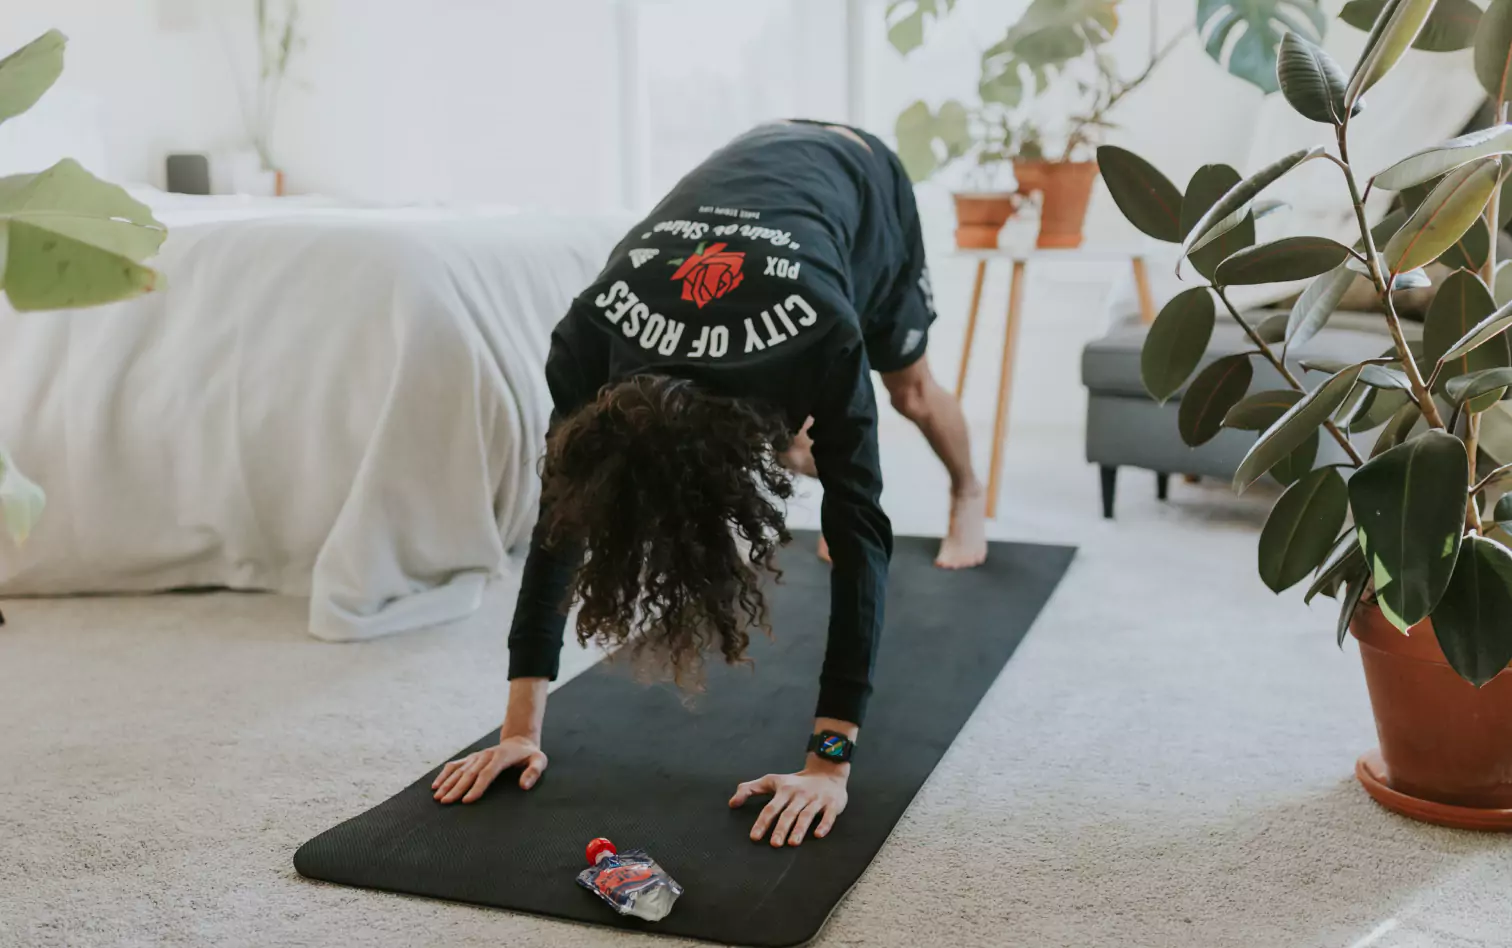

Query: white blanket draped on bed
left=0, top=203, right=628, bottom=639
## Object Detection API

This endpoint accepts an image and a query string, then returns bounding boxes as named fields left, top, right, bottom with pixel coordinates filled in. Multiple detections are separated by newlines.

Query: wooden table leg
left=955, top=259, right=988, bottom=399
left=986, top=260, right=1026, bottom=520
left=1132, top=255, right=1156, bottom=324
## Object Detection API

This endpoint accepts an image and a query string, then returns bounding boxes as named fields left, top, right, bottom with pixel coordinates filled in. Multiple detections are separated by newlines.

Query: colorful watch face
left=814, top=732, right=851, bottom=760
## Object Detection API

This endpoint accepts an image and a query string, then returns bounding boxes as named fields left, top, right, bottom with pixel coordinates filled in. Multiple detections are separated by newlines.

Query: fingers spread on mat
left=729, top=774, right=775, bottom=808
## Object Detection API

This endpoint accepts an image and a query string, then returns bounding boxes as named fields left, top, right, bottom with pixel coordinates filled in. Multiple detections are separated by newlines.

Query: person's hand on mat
left=729, top=762, right=849, bottom=847
left=432, top=735, right=547, bottom=804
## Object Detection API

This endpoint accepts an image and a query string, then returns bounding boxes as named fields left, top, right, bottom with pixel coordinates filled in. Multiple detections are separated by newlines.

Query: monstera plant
left=1098, top=0, right=1512, bottom=827
left=0, top=31, right=167, bottom=557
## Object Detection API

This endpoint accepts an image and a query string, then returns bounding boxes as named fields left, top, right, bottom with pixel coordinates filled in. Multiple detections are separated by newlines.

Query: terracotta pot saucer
left=1356, top=750, right=1512, bottom=831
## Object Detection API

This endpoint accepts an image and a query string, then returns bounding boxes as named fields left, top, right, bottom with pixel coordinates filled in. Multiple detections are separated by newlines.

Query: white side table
left=952, top=247, right=1156, bottom=518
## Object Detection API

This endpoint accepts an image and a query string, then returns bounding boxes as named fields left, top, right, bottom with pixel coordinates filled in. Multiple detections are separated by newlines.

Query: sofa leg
left=1156, top=472, right=1170, bottom=501
left=1100, top=465, right=1118, bottom=519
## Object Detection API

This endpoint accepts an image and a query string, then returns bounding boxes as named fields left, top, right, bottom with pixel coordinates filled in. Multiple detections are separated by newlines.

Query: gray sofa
left=1081, top=308, right=1419, bottom=517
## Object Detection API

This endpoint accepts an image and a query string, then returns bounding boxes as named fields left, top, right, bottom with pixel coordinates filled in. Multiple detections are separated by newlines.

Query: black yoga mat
left=295, top=532, right=1075, bottom=947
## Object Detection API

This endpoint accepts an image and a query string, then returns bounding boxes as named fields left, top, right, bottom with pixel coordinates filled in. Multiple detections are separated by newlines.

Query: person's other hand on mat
left=730, top=751, right=850, bottom=846
left=433, top=678, right=549, bottom=804
left=432, top=735, right=547, bottom=803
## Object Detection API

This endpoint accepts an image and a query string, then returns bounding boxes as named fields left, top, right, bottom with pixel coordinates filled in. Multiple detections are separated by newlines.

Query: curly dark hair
left=540, top=374, right=796, bottom=688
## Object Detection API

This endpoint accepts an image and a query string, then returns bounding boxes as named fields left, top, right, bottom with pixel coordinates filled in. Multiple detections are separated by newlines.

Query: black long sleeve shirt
left=507, top=122, right=923, bottom=725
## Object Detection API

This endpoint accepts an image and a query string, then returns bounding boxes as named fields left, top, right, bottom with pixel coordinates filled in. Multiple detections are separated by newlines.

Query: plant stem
left=1473, top=461, right=1512, bottom=494
left=1060, top=26, right=1190, bottom=162
left=1214, top=287, right=1366, bottom=466
left=1334, top=126, right=1447, bottom=431
left=1468, top=413, right=1486, bottom=532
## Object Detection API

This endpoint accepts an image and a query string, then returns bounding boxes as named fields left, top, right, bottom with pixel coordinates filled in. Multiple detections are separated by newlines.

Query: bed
left=0, top=191, right=631, bottom=640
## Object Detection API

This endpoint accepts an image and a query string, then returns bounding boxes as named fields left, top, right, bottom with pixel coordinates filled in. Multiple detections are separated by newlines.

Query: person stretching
left=431, top=120, right=987, bottom=846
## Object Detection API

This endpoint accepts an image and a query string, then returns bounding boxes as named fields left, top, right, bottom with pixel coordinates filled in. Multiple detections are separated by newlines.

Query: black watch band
left=808, top=730, right=854, bottom=763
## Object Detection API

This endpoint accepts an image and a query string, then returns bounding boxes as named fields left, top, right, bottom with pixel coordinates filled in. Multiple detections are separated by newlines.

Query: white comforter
left=0, top=200, right=628, bottom=639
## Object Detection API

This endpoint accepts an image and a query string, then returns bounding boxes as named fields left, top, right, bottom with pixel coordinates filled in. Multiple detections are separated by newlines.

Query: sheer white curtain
left=616, top=0, right=857, bottom=212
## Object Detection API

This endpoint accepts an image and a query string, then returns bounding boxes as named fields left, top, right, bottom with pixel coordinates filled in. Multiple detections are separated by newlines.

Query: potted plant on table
left=1098, top=0, right=1512, bottom=828
left=887, top=0, right=1332, bottom=249
left=0, top=31, right=168, bottom=620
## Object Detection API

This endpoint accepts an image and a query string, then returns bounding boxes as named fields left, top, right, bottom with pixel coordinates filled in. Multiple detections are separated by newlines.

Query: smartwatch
left=807, top=730, right=855, bottom=763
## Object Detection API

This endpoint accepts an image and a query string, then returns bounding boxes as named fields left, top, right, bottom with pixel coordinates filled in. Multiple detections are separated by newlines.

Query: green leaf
left=1358, top=364, right=1413, bottom=390
left=1382, top=157, right=1501, bottom=275
left=1213, top=236, right=1352, bottom=286
left=1341, top=0, right=1481, bottom=51
left=1430, top=534, right=1512, bottom=685
left=1197, top=0, right=1328, bottom=94
left=1225, top=389, right=1304, bottom=430
left=1181, top=148, right=1325, bottom=270
left=1306, top=532, right=1365, bottom=603
left=1346, top=0, right=1440, bottom=108
left=1437, top=298, right=1512, bottom=365
left=1301, top=357, right=1356, bottom=374
left=1495, top=492, right=1512, bottom=524
left=1333, top=377, right=1376, bottom=427
left=895, top=101, right=941, bottom=182
left=886, top=0, right=957, bottom=55
left=1182, top=164, right=1242, bottom=246
left=1178, top=354, right=1254, bottom=447
left=1097, top=146, right=1184, bottom=243
left=1338, top=569, right=1370, bottom=647
left=1425, top=271, right=1505, bottom=385
left=0, top=160, right=166, bottom=263
left=1259, top=467, right=1349, bottom=592
left=1285, top=264, right=1357, bottom=354
left=1272, top=430, right=1321, bottom=486
left=1277, top=31, right=1350, bottom=124
left=0, top=30, right=65, bottom=126
left=1351, top=430, right=1470, bottom=632
left=0, top=445, right=45, bottom=544
left=1445, top=366, right=1512, bottom=404
left=1372, top=400, right=1422, bottom=456
left=1256, top=311, right=1291, bottom=344
left=1235, top=363, right=1365, bottom=491
left=1497, top=260, right=1512, bottom=306
left=1474, top=0, right=1512, bottom=104
left=1437, top=215, right=1491, bottom=272
left=1141, top=288, right=1217, bottom=403
left=1350, top=386, right=1413, bottom=431
left=3, top=222, right=161, bottom=311
left=1373, top=125, right=1512, bottom=193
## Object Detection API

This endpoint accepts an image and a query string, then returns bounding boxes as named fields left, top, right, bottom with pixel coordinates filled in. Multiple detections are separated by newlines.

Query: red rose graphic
left=670, top=242, right=745, bottom=309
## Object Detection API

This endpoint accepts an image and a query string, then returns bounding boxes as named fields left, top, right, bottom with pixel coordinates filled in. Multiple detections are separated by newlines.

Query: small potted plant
left=1098, top=0, right=1512, bottom=828
left=887, top=0, right=1323, bottom=249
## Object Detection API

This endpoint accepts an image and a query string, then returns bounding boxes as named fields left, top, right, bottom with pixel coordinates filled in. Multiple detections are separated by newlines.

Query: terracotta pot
left=952, top=192, right=1019, bottom=249
left=1013, top=159, right=1098, bottom=249
left=1351, top=603, right=1512, bottom=827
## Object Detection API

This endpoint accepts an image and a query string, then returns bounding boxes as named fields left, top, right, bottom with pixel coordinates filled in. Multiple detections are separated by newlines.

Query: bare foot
left=817, top=533, right=831, bottom=563
left=936, top=488, right=988, bottom=569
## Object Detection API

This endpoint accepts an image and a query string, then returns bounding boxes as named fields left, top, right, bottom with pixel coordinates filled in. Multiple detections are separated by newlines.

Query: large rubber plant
left=0, top=31, right=167, bottom=558
left=1096, top=0, right=1512, bottom=687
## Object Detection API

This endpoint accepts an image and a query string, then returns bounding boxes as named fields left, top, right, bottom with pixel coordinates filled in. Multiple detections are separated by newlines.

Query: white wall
left=4, top=0, right=1483, bottom=232
left=1, top=1, right=245, bottom=186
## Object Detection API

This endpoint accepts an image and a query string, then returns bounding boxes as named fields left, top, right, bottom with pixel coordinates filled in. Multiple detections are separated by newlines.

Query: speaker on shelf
left=165, top=153, right=210, bottom=195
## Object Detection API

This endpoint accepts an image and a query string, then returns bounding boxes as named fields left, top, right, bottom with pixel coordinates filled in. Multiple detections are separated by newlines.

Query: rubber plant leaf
left=1345, top=0, right=1439, bottom=109
left=1097, top=145, right=1183, bottom=243
left=1430, top=534, right=1512, bottom=685
left=1382, top=157, right=1501, bottom=276
left=1258, top=467, right=1349, bottom=593
left=1235, top=362, right=1364, bottom=491
left=1350, top=430, right=1469, bottom=632
left=1141, top=287, right=1216, bottom=403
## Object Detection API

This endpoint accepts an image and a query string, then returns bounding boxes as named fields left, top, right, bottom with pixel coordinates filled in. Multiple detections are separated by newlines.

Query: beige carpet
left=3, top=262, right=1510, bottom=947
